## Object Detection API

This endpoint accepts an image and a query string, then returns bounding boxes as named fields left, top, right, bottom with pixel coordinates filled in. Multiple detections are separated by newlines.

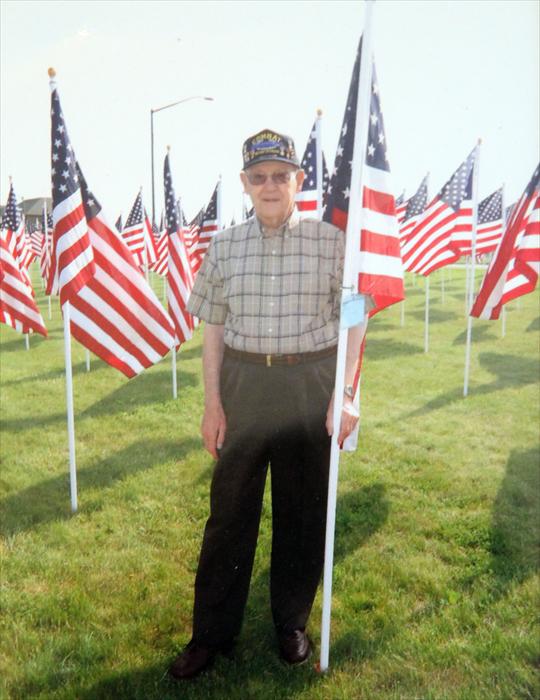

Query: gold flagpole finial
left=48, top=67, right=56, bottom=78
left=317, top=108, right=323, bottom=116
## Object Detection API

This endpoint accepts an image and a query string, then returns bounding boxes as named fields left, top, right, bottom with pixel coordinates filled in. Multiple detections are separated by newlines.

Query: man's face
left=240, top=161, right=305, bottom=227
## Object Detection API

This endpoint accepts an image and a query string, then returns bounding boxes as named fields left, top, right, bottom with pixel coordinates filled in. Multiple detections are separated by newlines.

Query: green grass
left=1, top=266, right=539, bottom=700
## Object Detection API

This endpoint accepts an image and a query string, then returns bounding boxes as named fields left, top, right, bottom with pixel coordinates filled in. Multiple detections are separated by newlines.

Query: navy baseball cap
left=242, top=129, right=299, bottom=169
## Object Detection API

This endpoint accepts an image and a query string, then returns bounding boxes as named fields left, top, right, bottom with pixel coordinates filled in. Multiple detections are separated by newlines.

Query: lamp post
left=150, top=95, right=214, bottom=225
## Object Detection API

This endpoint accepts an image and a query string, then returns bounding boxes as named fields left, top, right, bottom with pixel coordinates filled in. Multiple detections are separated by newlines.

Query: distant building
left=0, top=197, right=52, bottom=229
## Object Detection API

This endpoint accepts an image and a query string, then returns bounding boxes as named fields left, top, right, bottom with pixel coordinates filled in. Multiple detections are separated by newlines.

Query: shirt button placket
left=269, top=245, right=278, bottom=351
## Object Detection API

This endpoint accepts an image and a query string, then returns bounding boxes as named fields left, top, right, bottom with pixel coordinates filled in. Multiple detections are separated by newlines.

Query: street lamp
left=150, top=95, right=214, bottom=225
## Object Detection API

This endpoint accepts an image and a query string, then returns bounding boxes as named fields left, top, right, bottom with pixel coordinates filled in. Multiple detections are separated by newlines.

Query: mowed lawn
left=1, top=267, right=538, bottom=700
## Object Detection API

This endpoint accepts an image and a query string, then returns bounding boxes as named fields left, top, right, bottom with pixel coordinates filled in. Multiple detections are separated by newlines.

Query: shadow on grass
left=74, top=483, right=389, bottom=700
left=81, top=369, right=198, bottom=419
left=0, top=333, right=49, bottom=352
left=409, top=308, right=459, bottom=324
left=526, top=316, right=540, bottom=332
left=488, top=446, right=540, bottom=591
left=176, top=344, right=203, bottom=361
left=405, top=352, right=539, bottom=417
left=452, top=324, right=497, bottom=345
left=0, top=361, right=93, bottom=388
left=74, top=654, right=322, bottom=700
left=365, top=319, right=396, bottom=333
left=0, top=369, right=198, bottom=432
left=333, top=483, right=389, bottom=563
left=0, top=437, right=199, bottom=536
left=364, top=338, right=423, bottom=361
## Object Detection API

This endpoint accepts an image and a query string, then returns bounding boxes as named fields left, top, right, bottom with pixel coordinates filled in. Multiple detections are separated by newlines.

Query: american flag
left=50, top=83, right=95, bottom=305
left=50, top=77, right=175, bottom=376
left=471, top=164, right=539, bottom=320
left=296, top=119, right=330, bottom=216
left=323, top=40, right=404, bottom=314
left=505, top=201, right=517, bottom=224
left=191, top=183, right=220, bottom=275
left=164, top=151, right=195, bottom=346
left=149, top=218, right=168, bottom=277
left=395, top=190, right=407, bottom=223
left=40, top=212, right=55, bottom=291
left=122, top=191, right=158, bottom=268
left=39, top=221, right=52, bottom=284
left=455, top=187, right=504, bottom=256
left=1, top=183, right=35, bottom=287
left=400, top=148, right=477, bottom=276
left=66, top=164, right=176, bottom=376
left=399, top=174, right=429, bottom=269
left=183, top=207, right=204, bottom=273
left=27, top=219, right=44, bottom=258
left=0, top=229, right=47, bottom=337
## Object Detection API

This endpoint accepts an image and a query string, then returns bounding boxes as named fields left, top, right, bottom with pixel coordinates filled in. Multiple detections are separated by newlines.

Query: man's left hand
left=325, top=393, right=359, bottom=448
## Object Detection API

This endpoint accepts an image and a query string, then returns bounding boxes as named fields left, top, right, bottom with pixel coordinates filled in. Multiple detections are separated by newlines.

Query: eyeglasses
left=245, top=170, right=297, bottom=186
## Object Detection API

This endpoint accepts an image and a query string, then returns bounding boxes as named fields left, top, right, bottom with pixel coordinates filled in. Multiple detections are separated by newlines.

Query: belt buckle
left=266, top=354, right=272, bottom=367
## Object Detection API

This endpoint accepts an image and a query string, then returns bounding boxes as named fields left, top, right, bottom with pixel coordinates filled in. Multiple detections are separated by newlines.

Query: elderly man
left=169, top=129, right=364, bottom=680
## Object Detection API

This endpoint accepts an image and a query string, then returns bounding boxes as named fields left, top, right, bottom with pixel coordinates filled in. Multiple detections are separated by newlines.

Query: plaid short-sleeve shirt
left=186, top=214, right=345, bottom=354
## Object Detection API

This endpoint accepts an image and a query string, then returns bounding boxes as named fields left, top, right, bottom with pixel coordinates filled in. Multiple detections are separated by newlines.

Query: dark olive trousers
left=191, top=351, right=336, bottom=648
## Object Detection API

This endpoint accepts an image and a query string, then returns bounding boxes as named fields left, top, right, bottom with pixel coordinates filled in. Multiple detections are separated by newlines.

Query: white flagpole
left=464, top=257, right=468, bottom=316
left=424, top=276, right=430, bottom=353
left=42, top=201, right=52, bottom=319
left=500, top=184, right=507, bottom=338
left=320, top=0, right=375, bottom=673
left=216, top=175, right=223, bottom=231
left=441, top=268, right=445, bottom=304
left=62, top=301, right=78, bottom=512
left=315, top=109, right=324, bottom=220
left=172, top=345, right=178, bottom=399
left=463, top=140, right=481, bottom=397
left=25, top=333, right=30, bottom=350
left=85, top=348, right=90, bottom=372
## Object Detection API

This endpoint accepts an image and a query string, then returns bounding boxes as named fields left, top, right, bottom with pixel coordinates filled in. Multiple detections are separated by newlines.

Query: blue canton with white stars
left=50, top=89, right=79, bottom=208
left=1, top=185, right=21, bottom=230
left=299, top=123, right=330, bottom=195
left=478, top=188, right=502, bottom=225
left=126, top=192, right=143, bottom=228
left=75, top=163, right=102, bottom=221
left=164, top=154, right=179, bottom=235
left=524, top=163, right=540, bottom=199
left=404, top=175, right=428, bottom=222
left=324, top=39, right=390, bottom=222
left=203, top=186, right=218, bottom=222
left=439, top=149, right=475, bottom=211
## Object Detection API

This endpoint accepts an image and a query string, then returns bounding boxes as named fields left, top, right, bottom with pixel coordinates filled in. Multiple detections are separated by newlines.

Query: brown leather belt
left=224, top=344, right=337, bottom=367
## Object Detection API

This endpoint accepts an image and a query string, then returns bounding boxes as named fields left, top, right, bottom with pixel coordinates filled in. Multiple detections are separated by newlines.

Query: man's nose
left=262, top=176, right=279, bottom=191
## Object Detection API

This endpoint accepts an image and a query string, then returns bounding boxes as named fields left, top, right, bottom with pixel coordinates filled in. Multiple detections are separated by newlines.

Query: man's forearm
left=344, top=319, right=368, bottom=387
left=202, top=323, right=225, bottom=405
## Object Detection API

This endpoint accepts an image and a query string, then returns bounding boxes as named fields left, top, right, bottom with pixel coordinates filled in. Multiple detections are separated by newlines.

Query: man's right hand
left=201, top=399, right=227, bottom=460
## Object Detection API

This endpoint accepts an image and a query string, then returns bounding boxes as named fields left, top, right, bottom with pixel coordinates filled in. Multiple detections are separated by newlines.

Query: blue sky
left=1, top=0, right=538, bottom=224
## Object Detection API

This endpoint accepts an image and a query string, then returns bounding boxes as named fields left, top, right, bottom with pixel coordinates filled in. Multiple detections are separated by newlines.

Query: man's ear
left=240, top=171, right=248, bottom=193
left=295, top=168, right=305, bottom=192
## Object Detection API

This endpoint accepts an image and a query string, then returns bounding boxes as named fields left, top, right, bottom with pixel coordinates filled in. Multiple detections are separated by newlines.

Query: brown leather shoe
left=168, top=641, right=219, bottom=680
left=277, top=629, right=313, bottom=665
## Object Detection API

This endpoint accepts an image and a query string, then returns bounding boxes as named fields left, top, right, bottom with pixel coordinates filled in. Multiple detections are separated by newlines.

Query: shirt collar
left=254, top=209, right=300, bottom=239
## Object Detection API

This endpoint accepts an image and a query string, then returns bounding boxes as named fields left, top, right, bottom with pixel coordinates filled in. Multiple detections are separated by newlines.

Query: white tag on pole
left=340, top=293, right=365, bottom=329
